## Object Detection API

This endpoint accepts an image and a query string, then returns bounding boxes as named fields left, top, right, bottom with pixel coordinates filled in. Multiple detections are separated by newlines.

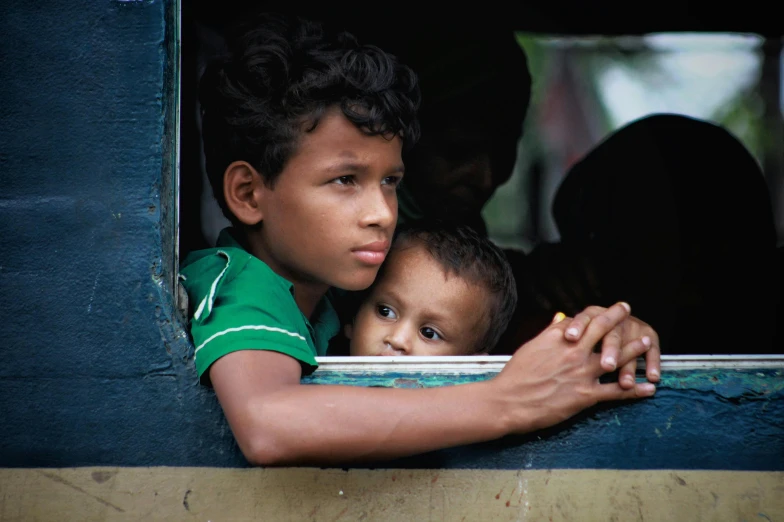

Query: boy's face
left=251, top=108, right=404, bottom=293
left=347, top=242, right=490, bottom=356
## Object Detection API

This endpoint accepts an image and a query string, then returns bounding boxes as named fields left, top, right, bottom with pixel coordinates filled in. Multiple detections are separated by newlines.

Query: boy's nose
left=383, top=324, right=413, bottom=355
left=359, top=187, right=396, bottom=229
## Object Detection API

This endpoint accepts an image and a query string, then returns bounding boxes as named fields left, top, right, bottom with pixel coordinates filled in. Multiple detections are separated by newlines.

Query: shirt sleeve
left=181, top=249, right=317, bottom=384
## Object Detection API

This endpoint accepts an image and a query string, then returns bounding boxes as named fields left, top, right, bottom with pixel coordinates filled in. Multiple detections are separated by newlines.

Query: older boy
left=180, top=13, right=661, bottom=466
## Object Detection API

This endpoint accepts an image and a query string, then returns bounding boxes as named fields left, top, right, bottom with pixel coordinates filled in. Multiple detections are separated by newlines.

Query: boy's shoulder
left=179, top=229, right=297, bottom=322
left=178, top=230, right=337, bottom=379
left=180, top=245, right=257, bottom=300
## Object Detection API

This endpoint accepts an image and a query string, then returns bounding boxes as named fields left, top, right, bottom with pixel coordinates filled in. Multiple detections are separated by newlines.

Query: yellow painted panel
left=1, top=467, right=782, bottom=521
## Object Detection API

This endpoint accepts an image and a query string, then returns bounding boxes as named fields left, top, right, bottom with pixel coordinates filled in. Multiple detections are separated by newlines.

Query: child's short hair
left=198, top=13, right=422, bottom=220
left=387, top=219, right=518, bottom=353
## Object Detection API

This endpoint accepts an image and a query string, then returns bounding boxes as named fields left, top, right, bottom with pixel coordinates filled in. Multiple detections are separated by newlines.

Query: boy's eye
left=382, top=175, right=402, bottom=187
left=420, top=327, right=442, bottom=341
left=332, top=175, right=356, bottom=185
left=377, top=305, right=397, bottom=319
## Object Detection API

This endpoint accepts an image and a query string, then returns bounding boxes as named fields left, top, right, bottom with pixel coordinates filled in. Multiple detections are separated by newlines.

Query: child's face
left=347, top=242, right=491, bottom=356
left=251, top=107, right=404, bottom=293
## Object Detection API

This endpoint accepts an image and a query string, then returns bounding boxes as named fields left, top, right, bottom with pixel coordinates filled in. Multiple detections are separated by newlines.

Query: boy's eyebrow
left=323, top=154, right=405, bottom=175
left=324, top=162, right=406, bottom=175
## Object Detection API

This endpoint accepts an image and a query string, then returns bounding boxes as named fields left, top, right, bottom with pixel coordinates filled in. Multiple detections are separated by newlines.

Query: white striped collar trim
left=194, top=324, right=307, bottom=355
left=193, top=250, right=231, bottom=322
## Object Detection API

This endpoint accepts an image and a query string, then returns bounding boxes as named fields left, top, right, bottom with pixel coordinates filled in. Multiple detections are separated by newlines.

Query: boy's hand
left=496, top=302, right=656, bottom=434
left=554, top=303, right=661, bottom=388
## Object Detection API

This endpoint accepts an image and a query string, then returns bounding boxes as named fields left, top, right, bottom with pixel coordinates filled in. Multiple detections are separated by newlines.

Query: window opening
left=177, top=5, right=783, bottom=359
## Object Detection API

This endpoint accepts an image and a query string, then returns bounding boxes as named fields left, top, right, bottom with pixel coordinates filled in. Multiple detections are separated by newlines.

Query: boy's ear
left=343, top=323, right=354, bottom=340
left=224, top=161, right=266, bottom=226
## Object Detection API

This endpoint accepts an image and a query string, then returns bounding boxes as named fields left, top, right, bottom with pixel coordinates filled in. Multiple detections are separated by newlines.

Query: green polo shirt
left=179, top=228, right=340, bottom=383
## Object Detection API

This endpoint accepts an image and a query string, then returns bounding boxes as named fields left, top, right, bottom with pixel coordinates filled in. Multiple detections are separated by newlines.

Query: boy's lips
left=351, top=240, right=389, bottom=265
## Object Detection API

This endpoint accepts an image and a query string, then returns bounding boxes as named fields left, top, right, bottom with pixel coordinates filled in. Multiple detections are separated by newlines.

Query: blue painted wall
left=0, top=0, right=782, bottom=471
left=0, top=0, right=237, bottom=467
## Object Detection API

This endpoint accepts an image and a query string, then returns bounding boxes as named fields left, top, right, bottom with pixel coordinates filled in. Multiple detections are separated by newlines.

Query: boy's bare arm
left=211, top=303, right=656, bottom=466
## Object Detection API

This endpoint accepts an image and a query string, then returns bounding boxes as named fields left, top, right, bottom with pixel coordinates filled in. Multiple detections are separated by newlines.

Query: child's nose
left=359, top=186, right=396, bottom=229
left=384, top=323, right=413, bottom=355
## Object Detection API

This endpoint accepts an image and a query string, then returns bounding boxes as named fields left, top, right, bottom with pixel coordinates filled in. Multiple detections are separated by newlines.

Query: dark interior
left=179, top=2, right=784, bottom=355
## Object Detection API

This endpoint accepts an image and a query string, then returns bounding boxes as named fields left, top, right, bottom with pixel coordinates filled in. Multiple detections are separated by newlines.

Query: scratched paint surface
left=2, top=468, right=783, bottom=521
left=304, top=369, right=784, bottom=470
left=0, top=0, right=782, bottom=472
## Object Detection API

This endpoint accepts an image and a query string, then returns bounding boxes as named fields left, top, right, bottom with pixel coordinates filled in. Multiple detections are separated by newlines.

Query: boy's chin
left=333, top=273, right=378, bottom=292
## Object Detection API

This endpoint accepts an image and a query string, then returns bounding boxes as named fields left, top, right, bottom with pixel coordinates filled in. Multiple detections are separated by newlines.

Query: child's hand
left=495, top=301, right=657, bottom=434
left=553, top=303, right=661, bottom=387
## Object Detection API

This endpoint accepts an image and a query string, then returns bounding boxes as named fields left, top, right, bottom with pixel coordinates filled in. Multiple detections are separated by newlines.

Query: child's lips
left=351, top=241, right=389, bottom=265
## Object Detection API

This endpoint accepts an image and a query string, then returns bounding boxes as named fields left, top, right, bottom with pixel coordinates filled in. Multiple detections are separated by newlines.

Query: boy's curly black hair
left=384, top=219, right=518, bottom=353
left=198, top=13, right=421, bottom=220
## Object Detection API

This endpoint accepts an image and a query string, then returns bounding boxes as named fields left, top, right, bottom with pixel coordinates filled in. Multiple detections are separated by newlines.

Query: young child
left=345, top=220, right=517, bottom=356
left=180, top=12, right=660, bottom=466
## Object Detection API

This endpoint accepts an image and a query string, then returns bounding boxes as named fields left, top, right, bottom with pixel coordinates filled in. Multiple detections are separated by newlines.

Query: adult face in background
left=392, top=27, right=532, bottom=232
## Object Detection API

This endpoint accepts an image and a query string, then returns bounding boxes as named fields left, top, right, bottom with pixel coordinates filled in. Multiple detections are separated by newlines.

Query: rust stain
left=495, top=487, right=503, bottom=499
left=431, top=473, right=439, bottom=484
left=309, top=505, right=321, bottom=517
left=38, top=471, right=124, bottom=513
left=331, top=506, right=349, bottom=521
left=393, top=378, right=424, bottom=388
left=505, top=500, right=510, bottom=507
left=91, top=471, right=116, bottom=483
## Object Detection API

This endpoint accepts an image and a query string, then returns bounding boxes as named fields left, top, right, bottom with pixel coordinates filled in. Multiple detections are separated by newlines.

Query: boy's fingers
left=611, top=335, right=658, bottom=389
left=564, top=302, right=631, bottom=342
left=616, top=335, right=653, bottom=367
left=577, top=302, right=632, bottom=351
left=644, top=335, right=662, bottom=383
left=598, top=325, right=623, bottom=372
left=596, top=381, right=657, bottom=402
left=618, top=356, right=638, bottom=390
left=563, top=310, right=593, bottom=340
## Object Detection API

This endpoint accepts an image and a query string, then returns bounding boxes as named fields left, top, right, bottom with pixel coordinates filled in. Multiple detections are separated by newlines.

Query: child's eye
left=377, top=305, right=397, bottom=319
left=420, top=327, right=442, bottom=341
left=331, top=175, right=356, bottom=186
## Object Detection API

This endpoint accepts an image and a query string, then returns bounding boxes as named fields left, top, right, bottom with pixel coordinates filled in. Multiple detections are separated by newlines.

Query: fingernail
left=552, top=312, right=566, bottom=324
left=642, top=336, right=651, bottom=347
left=619, top=301, right=631, bottom=313
left=649, top=369, right=660, bottom=378
left=566, top=327, right=579, bottom=337
left=639, top=383, right=656, bottom=395
left=604, top=357, right=617, bottom=371
left=623, top=375, right=635, bottom=386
